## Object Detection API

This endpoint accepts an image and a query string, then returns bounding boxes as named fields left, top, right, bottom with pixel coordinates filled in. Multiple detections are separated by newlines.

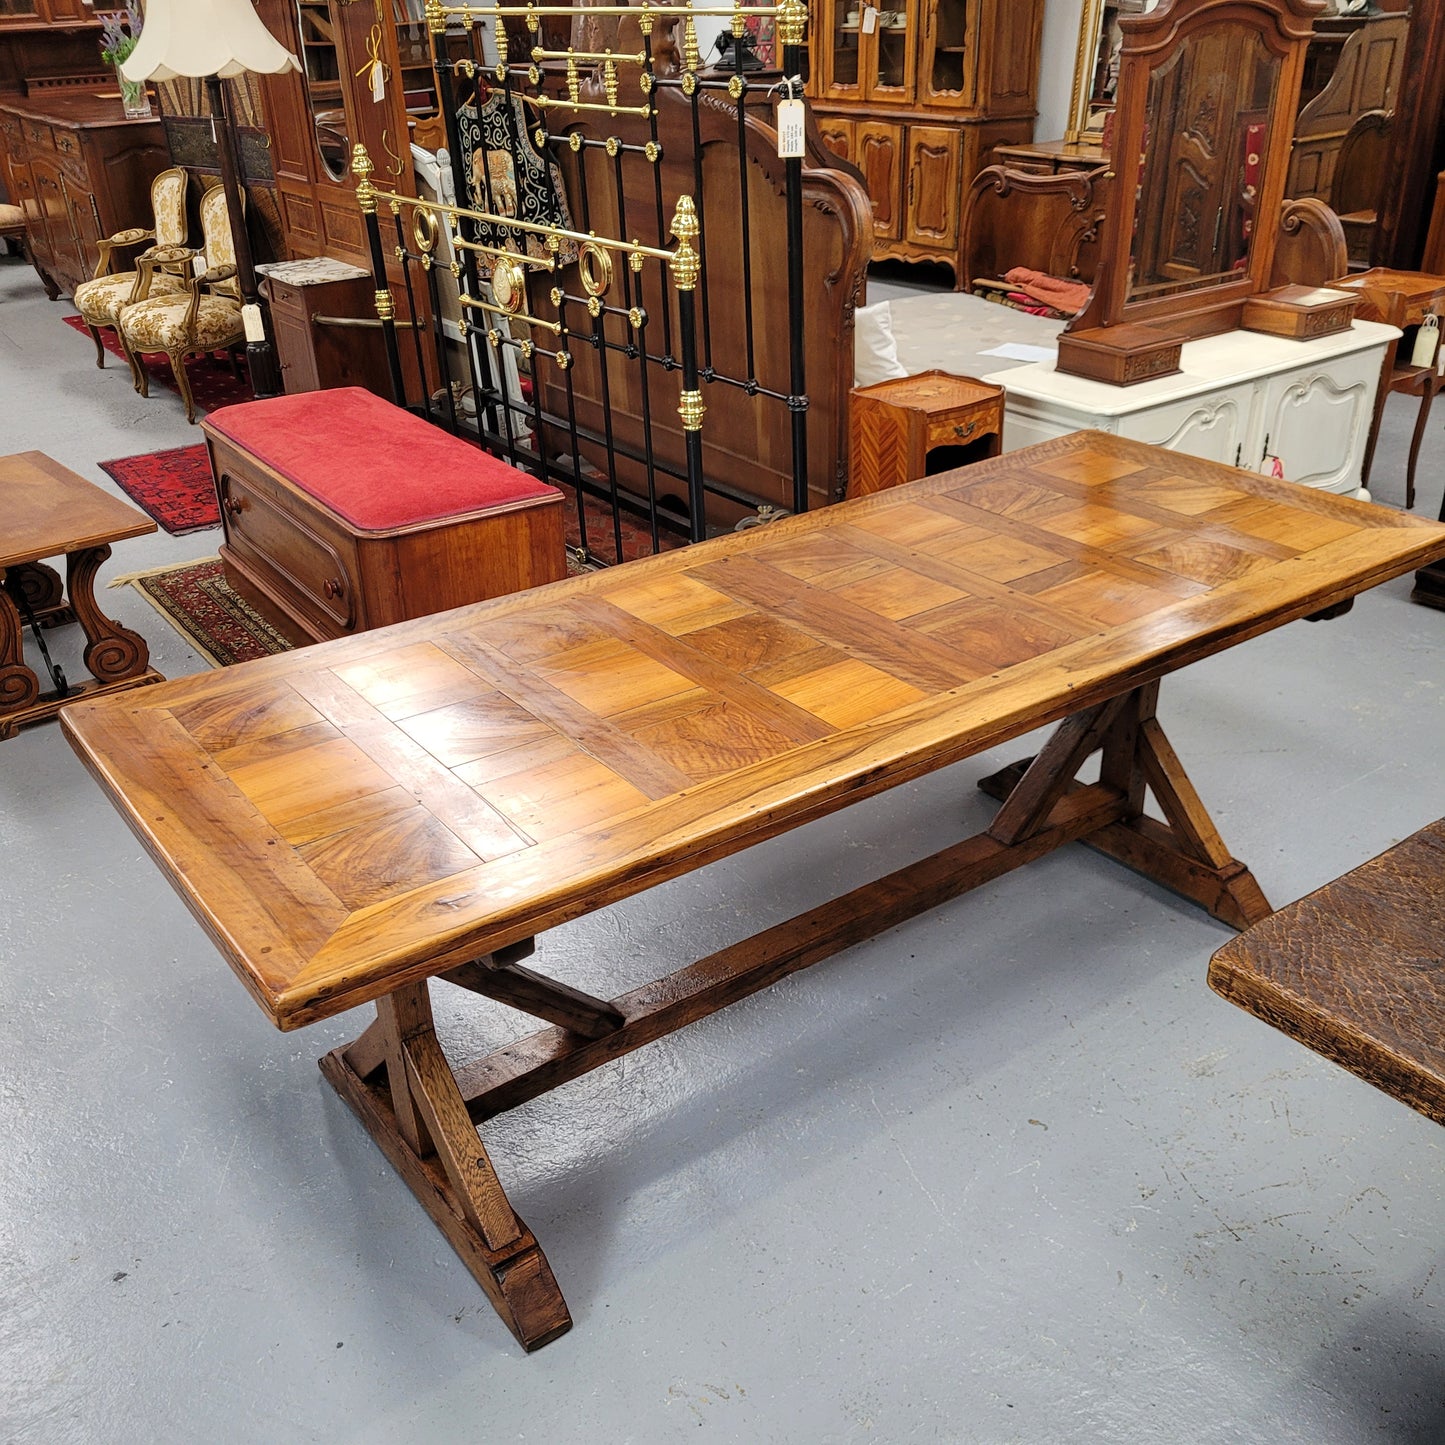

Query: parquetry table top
left=61, top=433, right=1445, bottom=1030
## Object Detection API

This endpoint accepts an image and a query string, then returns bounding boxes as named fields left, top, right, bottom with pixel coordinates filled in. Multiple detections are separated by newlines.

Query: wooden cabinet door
left=267, top=288, right=323, bottom=395
left=1254, top=349, right=1380, bottom=494
left=982, top=0, right=1044, bottom=116
left=820, top=0, right=868, bottom=104
left=0, top=0, right=41, bottom=26
left=1121, top=386, right=1256, bottom=469
left=42, top=0, right=91, bottom=20
left=6, top=153, right=37, bottom=233
left=867, top=0, right=916, bottom=105
left=816, top=115, right=854, bottom=166
left=855, top=120, right=903, bottom=242
left=904, top=125, right=959, bottom=249
left=26, top=155, right=69, bottom=275
left=57, top=163, right=101, bottom=281
left=919, top=0, right=978, bottom=108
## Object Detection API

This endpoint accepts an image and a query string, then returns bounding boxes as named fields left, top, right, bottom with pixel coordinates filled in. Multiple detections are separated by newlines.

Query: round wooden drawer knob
left=322, top=578, right=344, bottom=600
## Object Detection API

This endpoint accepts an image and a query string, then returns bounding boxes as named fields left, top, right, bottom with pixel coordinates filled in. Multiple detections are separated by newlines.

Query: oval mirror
left=295, top=0, right=350, bottom=183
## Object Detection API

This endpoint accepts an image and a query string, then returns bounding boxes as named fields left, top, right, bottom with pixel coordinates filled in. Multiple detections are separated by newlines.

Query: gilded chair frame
left=118, top=184, right=247, bottom=424
left=72, top=166, right=191, bottom=370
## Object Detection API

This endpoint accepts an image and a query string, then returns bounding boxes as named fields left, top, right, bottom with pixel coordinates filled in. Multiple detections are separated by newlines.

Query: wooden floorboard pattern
left=62, top=433, right=1445, bottom=1032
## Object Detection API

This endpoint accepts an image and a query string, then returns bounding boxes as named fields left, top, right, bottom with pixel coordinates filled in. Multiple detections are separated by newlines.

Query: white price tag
left=776, top=98, right=806, bottom=159
left=241, top=303, right=266, bottom=344
left=1410, top=313, right=1439, bottom=369
left=861, top=6, right=878, bottom=34
left=372, top=63, right=386, bottom=104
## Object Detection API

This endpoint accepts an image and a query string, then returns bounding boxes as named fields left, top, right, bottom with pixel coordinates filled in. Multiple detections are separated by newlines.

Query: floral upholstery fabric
left=74, top=270, right=187, bottom=326
left=153, top=170, right=188, bottom=249
left=199, top=187, right=236, bottom=272
left=0, top=202, right=23, bottom=230
left=120, top=294, right=243, bottom=355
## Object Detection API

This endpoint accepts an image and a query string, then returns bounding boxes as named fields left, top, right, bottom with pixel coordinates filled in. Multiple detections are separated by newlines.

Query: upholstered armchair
left=118, top=184, right=246, bottom=425
left=71, top=166, right=191, bottom=370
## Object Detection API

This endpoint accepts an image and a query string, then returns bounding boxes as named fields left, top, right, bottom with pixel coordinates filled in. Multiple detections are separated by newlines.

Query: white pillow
left=853, top=301, right=909, bottom=388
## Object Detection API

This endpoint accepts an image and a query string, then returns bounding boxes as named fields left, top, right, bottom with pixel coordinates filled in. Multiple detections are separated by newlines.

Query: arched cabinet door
left=1256, top=350, right=1379, bottom=494
left=1122, top=386, right=1256, bottom=469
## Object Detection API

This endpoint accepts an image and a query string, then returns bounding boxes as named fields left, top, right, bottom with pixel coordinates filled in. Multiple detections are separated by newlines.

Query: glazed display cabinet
left=807, top=0, right=1044, bottom=284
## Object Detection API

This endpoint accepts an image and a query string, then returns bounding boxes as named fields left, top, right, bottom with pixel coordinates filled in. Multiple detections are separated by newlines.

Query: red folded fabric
left=205, top=387, right=558, bottom=532
left=1002, top=266, right=1092, bottom=316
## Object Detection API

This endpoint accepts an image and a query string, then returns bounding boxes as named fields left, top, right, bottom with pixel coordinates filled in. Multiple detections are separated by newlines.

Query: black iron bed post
left=779, top=0, right=810, bottom=517
left=670, top=195, right=707, bottom=543
left=353, top=146, right=409, bottom=407
left=391, top=205, right=442, bottom=423
left=429, top=3, right=508, bottom=444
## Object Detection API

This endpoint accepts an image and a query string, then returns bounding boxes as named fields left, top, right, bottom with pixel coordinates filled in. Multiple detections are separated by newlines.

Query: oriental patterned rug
left=98, top=443, right=219, bottom=536
left=115, top=557, right=292, bottom=668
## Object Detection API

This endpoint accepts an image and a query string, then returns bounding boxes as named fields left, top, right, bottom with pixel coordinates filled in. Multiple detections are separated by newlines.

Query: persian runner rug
left=116, top=557, right=291, bottom=667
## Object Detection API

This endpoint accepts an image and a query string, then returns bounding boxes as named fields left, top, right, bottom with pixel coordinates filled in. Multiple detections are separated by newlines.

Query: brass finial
left=669, top=194, right=700, bottom=291
left=352, top=144, right=376, bottom=213
left=777, top=0, right=807, bottom=48
left=683, top=12, right=701, bottom=72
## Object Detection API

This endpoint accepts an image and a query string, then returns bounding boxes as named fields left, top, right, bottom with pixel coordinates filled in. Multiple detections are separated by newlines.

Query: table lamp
left=121, top=0, right=300, bottom=400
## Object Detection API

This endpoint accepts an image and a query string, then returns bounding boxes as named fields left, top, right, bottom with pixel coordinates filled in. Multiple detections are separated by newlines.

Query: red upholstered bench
left=201, top=388, right=567, bottom=644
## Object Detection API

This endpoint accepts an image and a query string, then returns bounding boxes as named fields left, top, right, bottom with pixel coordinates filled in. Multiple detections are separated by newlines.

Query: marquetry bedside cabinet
left=848, top=370, right=1004, bottom=499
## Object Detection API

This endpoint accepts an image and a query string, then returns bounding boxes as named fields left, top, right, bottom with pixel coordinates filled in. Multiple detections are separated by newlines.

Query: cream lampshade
left=119, top=0, right=300, bottom=84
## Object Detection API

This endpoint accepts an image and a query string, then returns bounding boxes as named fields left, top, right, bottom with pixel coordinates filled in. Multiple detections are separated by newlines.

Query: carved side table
left=1, top=451, right=162, bottom=739
left=848, top=370, right=1004, bottom=499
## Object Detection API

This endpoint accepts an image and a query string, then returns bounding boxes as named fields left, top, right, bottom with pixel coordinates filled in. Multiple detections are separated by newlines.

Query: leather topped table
left=61, top=432, right=1445, bottom=1351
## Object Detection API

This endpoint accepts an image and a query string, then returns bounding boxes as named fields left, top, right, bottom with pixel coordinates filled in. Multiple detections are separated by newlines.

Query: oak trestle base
left=320, top=682, right=1269, bottom=1353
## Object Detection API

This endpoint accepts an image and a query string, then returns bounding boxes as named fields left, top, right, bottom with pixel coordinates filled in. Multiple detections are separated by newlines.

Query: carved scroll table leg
left=0, top=580, right=41, bottom=739
left=0, top=546, right=161, bottom=739
left=320, top=980, right=572, bottom=1352
left=8, top=559, right=70, bottom=625
left=66, top=545, right=156, bottom=687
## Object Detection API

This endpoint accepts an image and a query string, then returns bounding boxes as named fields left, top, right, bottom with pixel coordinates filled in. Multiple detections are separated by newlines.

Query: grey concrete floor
left=2, top=249, right=1444, bottom=1443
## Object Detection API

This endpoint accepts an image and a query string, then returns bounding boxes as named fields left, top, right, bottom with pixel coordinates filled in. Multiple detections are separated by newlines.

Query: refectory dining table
left=60, top=432, right=1445, bottom=1351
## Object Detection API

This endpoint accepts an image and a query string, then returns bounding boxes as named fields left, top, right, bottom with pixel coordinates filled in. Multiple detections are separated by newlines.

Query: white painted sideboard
left=984, top=320, right=1398, bottom=497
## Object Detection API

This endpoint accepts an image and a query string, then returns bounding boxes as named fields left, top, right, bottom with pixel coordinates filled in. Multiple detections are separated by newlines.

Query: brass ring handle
left=322, top=578, right=343, bottom=600
left=953, top=421, right=977, bottom=440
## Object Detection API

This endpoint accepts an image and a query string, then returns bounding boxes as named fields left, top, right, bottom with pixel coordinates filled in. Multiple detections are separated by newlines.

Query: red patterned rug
left=121, top=557, right=292, bottom=667
left=62, top=313, right=254, bottom=414
left=99, top=443, right=219, bottom=535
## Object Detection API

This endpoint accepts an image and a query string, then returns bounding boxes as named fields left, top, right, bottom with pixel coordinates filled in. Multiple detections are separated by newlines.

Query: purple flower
left=98, top=8, right=143, bottom=67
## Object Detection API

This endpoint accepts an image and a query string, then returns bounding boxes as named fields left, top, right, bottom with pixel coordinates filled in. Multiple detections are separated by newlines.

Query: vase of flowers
left=99, top=9, right=151, bottom=119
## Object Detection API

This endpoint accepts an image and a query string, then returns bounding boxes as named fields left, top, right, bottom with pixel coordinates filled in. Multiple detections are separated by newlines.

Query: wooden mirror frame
left=1063, top=0, right=1323, bottom=363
